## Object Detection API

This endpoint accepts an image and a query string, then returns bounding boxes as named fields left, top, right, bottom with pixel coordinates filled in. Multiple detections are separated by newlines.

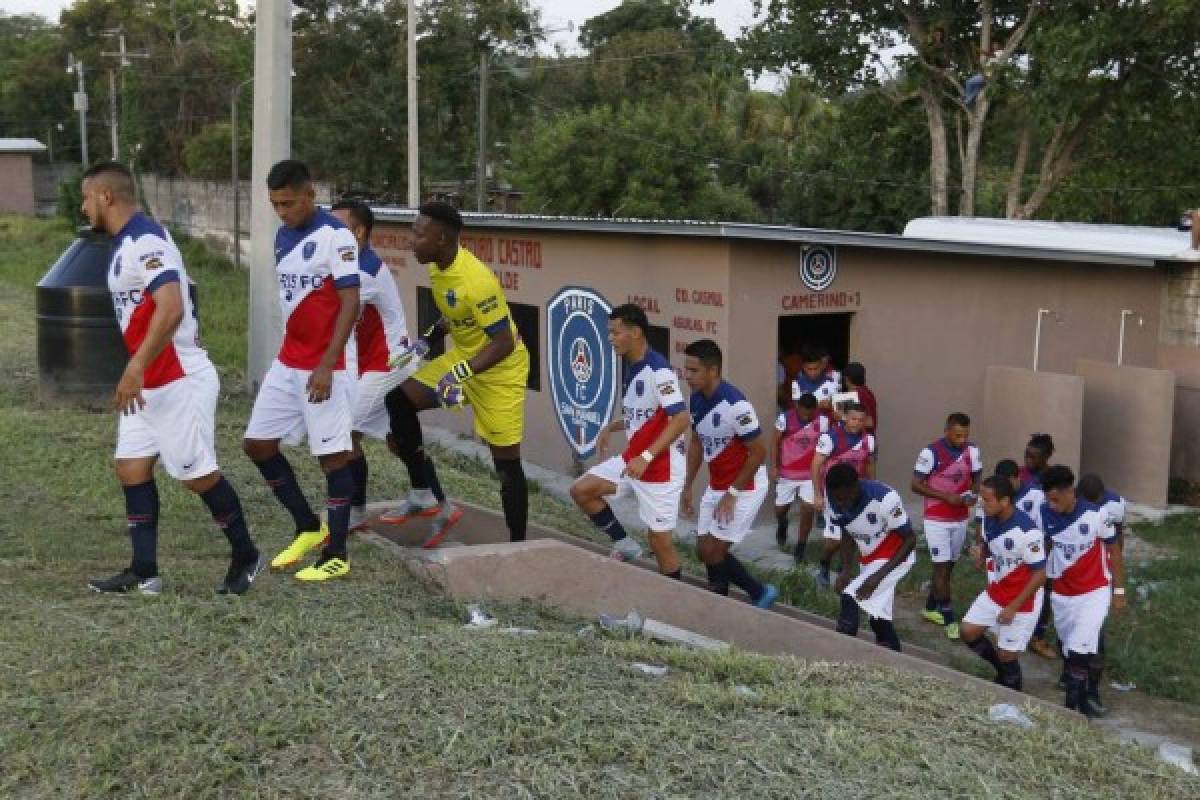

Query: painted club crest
left=800, top=245, right=837, bottom=292
left=546, top=287, right=618, bottom=460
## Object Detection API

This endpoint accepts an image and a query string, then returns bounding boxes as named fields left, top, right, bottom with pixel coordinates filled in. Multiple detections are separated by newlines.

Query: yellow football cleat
left=295, top=555, right=350, bottom=582
left=270, top=525, right=329, bottom=570
left=920, top=609, right=946, bottom=626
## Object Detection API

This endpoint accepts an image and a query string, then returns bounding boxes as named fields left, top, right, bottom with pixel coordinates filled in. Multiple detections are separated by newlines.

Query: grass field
left=1, top=214, right=1196, bottom=797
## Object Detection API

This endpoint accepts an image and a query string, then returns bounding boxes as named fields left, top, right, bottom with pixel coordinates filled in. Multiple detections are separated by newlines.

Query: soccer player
left=679, top=339, right=778, bottom=609
left=1040, top=465, right=1126, bottom=717
left=570, top=304, right=691, bottom=576
left=383, top=202, right=530, bottom=546
left=792, top=346, right=839, bottom=412
left=1021, top=433, right=1057, bottom=658
left=810, top=403, right=876, bottom=587
left=80, top=161, right=262, bottom=595
left=1075, top=473, right=1126, bottom=714
left=770, top=391, right=828, bottom=557
left=327, top=199, right=445, bottom=529
left=912, top=412, right=983, bottom=640
left=842, top=362, right=876, bottom=433
left=960, top=475, right=1047, bottom=691
left=828, top=465, right=917, bottom=652
left=243, top=160, right=361, bottom=582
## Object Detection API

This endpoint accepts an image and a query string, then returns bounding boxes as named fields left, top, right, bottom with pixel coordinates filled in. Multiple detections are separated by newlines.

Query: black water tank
left=36, top=228, right=125, bottom=407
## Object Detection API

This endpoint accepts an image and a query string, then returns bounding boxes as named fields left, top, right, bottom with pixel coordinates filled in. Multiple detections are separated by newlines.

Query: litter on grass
left=464, top=604, right=498, bottom=629
left=1156, top=742, right=1198, bottom=776
left=1110, top=681, right=1137, bottom=692
left=631, top=662, right=669, bottom=678
left=988, top=704, right=1034, bottom=729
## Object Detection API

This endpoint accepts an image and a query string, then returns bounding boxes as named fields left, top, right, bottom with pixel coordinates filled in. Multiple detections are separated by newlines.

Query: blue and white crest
left=712, top=412, right=721, bottom=428
left=635, top=379, right=644, bottom=397
left=867, top=512, right=878, bottom=525
left=1004, top=537, right=1015, bottom=550
left=1080, top=523, right=1089, bottom=535
left=302, top=241, right=317, bottom=260
left=445, top=288, right=457, bottom=308
left=546, top=287, right=617, bottom=460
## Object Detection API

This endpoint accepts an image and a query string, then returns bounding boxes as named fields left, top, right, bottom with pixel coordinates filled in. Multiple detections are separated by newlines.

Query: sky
left=0, top=0, right=765, bottom=50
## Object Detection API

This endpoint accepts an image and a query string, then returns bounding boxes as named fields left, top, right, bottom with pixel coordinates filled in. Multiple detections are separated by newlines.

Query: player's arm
left=1002, top=564, right=1046, bottom=623
left=113, top=278, right=185, bottom=414
left=310, top=233, right=362, bottom=402
left=855, top=497, right=916, bottom=600
left=459, top=274, right=517, bottom=377
left=810, top=442, right=830, bottom=510
left=768, top=414, right=785, bottom=481
left=681, top=428, right=703, bottom=517
left=729, top=410, right=766, bottom=491
left=833, top=525, right=856, bottom=592
left=466, top=322, right=516, bottom=376
left=969, top=445, right=983, bottom=494
left=1103, top=516, right=1126, bottom=611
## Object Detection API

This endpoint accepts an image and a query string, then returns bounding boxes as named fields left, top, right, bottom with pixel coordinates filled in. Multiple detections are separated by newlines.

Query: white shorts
left=350, top=365, right=414, bottom=440
left=115, top=365, right=219, bottom=481
left=924, top=519, right=969, bottom=563
left=697, top=471, right=769, bottom=544
left=775, top=477, right=814, bottom=506
left=587, top=455, right=683, bottom=533
left=843, top=551, right=916, bottom=621
left=244, top=359, right=353, bottom=456
left=963, top=591, right=1044, bottom=652
left=1051, top=587, right=1110, bottom=656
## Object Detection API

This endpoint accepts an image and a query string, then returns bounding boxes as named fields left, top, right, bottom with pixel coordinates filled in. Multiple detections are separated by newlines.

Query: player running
left=1040, top=465, right=1126, bottom=717
left=1021, top=433, right=1057, bottom=659
left=81, top=161, right=262, bottom=595
left=680, top=340, right=778, bottom=609
left=326, top=199, right=446, bottom=529
left=384, top=202, right=530, bottom=546
left=770, top=390, right=828, bottom=559
left=791, top=346, right=839, bottom=412
left=570, top=304, right=691, bottom=577
left=827, top=466, right=917, bottom=652
left=960, top=475, right=1047, bottom=691
left=912, top=412, right=983, bottom=640
left=243, top=160, right=361, bottom=582
left=1074, top=473, right=1127, bottom=715
left=810, top=403, right=876, bottom=587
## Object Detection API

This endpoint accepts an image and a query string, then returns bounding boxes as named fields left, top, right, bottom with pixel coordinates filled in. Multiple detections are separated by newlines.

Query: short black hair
left=418, top=201, right=463, bottom=235
left=683, top=338, right=722, bottom=370
left=1077, top=473, right=1105, bottom=503
left=609, top=303, right=649, bottom=335
left=81, top=160, right=135, bottom=201
left=994, top=459, right=1020, bottom=479
left=982, top=474, right=1015, bottom=501
left=844, top=362, right=866, bottom=385
left=825, top=463, right=859, bottom=491
left=796, top=392, right=817, bottom=410
left=946, top=412, right=971, bottom=429
left=331, top=198, right=374, bottom=237
left=842, top=401, right=865, bottom=414
left=1041, top=464, right=1075, bottom=491
left=267, top=159, right=311, bottom=190
left=1027, top=432, right=1055, bottom=458
left=800, top=345, right=822, bottom=364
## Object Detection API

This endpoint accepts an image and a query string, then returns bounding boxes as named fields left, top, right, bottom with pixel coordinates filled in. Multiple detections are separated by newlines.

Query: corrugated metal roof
left=371, top=207, right=1193, bottom=268
left=0, top=138, right=47, bottom=154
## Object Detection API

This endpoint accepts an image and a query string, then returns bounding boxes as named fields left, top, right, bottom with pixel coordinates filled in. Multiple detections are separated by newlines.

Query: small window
left=414, top=286, right=540, bottom=391
left=646, top=324, right=670, bottom=358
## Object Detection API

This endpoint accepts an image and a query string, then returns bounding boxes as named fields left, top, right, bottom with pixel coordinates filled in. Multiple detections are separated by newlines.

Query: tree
left=182, top=121, right=248, bottom=180
left=742, top=1, right=1200, bottom=219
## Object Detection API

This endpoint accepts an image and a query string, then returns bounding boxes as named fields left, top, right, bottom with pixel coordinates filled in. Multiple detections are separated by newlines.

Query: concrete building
left=368, top=209, right=1199, bottom=507
left=0, top=138, right=48, bottom=215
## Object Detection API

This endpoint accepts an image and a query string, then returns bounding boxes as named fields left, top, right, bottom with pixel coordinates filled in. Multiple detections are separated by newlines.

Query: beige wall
left=0, top=153, right=36, bottom=215
left=982, top=367, right=1084, bottom=474
left=1157, top=343, right=1200, bottom=482
left=371, top=222, right=732, bottom=475
left=1075, top=360, right=1174, bottom=506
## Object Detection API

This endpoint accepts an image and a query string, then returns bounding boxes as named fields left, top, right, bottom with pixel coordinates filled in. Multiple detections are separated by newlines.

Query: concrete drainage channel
left=357, top=499, right=1066, bottom=718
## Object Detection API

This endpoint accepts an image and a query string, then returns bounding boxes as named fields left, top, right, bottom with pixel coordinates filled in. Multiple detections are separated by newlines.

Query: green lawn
left=0, top=215, right=1195, bottom=797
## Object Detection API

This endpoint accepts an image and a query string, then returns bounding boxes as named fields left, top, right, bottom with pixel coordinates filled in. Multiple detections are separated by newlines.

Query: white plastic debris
left=987, top=703, right=1034, bottom=729
left=576, top=624, right=596, bottom=637
left=464, top=604, right=497, bottom=629
left=1110, top=681, right=1137, bottom=692
left=499, top=627, right=539, bottom=636
left=631, top=662, right=669, bottom=678
left=599, top=609, right=644, bottom=634
left=1156, top=742, right=1198, bottom=776
left=734, top=685, right=758, bottom=698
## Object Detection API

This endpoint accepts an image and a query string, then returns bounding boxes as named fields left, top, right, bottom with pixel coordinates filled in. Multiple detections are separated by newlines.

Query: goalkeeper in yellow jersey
left=384, top=202, right=530, bottom=547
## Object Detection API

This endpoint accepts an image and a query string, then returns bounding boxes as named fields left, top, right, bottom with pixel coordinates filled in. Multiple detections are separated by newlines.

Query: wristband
left=727, top=487, right=741, bottom=497
left=640, top=449, right=656, bottom=463
left=1113, top=587, right=1125, bottom=596
left=451, top=360, right=474, bottom=382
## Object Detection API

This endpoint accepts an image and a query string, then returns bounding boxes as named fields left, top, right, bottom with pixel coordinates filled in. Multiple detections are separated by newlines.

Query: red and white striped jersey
left=273, top=210, right=361, bottom=370
left=690, top=380, right=764, bottom=491
left=982, top=510, right=1046, bottom=611
left=107, top=212, right=210, bottom=389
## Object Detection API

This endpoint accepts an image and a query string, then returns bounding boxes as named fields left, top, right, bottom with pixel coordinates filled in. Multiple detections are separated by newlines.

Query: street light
left=231, top=76, right=253, bottom=270
left=66, top=53, right=88, bottom=166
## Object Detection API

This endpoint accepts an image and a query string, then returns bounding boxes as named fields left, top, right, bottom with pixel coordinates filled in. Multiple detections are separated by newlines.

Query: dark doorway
left=777, top=313, right=854, bottom=395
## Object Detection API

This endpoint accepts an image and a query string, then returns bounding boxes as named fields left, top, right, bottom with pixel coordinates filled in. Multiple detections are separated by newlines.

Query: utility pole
left=248, top=0, right=292, bottom=391
left=476, top=48, right=488, bottom=212
left=100, top=28, right=148, bottom=161
left=407, top=0, right=419, bottom=208
left=66, top=54, right=88, bottom=166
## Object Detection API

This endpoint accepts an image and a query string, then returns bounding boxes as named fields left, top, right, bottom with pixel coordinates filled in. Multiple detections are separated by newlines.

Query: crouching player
left=828, top=465, right=917, bottom=651
left=680, top=340, right=778, bottom=609
left=961, top=475, right=1047, bottom=691
left=1040, top=465, right=1125, bottom=717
